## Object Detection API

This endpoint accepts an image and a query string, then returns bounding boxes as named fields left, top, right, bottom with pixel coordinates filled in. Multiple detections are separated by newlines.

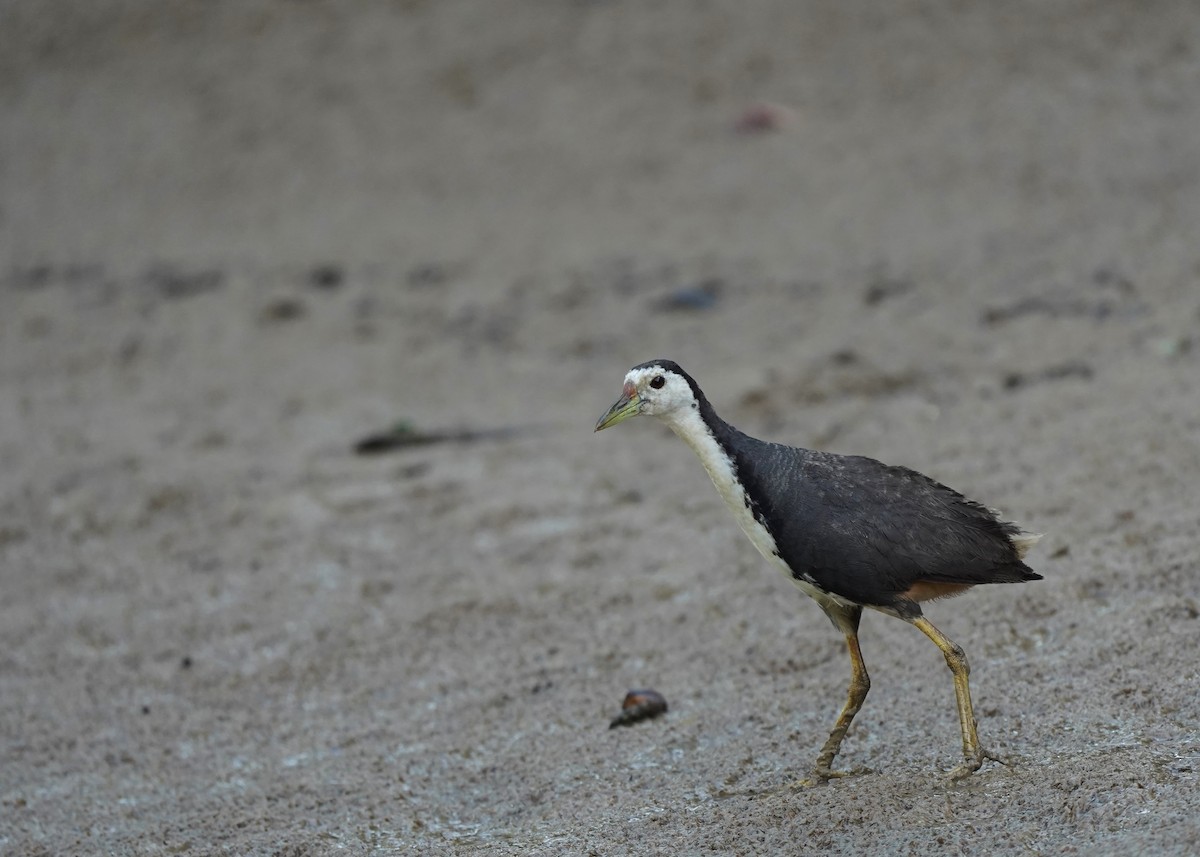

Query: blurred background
left=7, top=2, right=1197, bottom=275
left=3, top=1, right=1199, bottom=853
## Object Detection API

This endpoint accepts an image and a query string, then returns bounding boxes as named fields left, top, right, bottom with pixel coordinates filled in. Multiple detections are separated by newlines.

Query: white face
left=624, top=365, right=697, bottom=418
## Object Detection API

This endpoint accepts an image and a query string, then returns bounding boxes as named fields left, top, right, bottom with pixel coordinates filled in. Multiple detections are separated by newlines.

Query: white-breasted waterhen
left=595, top=359, right=1042, bottom=781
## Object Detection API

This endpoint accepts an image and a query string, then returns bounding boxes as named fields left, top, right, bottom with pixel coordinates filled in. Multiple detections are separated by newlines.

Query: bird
left=594, top=359, right=1042, bottom=782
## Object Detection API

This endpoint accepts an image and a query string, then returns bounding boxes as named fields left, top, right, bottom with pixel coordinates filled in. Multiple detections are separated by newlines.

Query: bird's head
left=594, top=360, right=700, bottom=431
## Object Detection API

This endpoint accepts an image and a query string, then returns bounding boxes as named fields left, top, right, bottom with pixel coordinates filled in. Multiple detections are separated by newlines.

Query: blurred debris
left=146, top=265, right=224, bottom=300
left=8, top=264, right=53, bottom=289
left=735, top=102, right=797, bottom=134
left=116, top=334, right=141, bottom=366
left=407, top=263, right=451, bottom=289
left=609, top=688, right=668, bottom=729
left=1150, top=336, right=1194, bottom=359
left=863, top=277, right=915, bottom=306
left=1091, top=267, right=1136, bottom=294
left=653, top=278, right=723, bottom=312
left=1002, top=361, right=1094, bottom=391
left=984, top=297, right=1077, bottom=325
left=309, top=264, right=344, bottom=290
left=258, top=297, right=307, bottom=324
left=982, top=289, right=1144, bottom=326
left=396, top=461, right=432, bottom=480
left=351, top=294, right=380, bottom=339
left=353, top=421, right=527, bottom=455
left=446, top=303, right=519, bottom=350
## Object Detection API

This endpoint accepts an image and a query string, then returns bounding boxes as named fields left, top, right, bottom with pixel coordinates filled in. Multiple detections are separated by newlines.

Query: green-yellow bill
left=594, top=383, right=642, bottom=432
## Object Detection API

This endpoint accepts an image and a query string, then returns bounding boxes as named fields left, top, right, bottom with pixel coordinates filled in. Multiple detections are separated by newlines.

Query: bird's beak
left=594, top=382, right=642, bottom=432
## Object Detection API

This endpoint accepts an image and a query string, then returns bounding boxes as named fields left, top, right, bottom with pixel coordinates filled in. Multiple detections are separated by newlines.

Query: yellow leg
left=785, top=605, right=872, bottom=784
left=911, top=616, right=998, bottom=780
left=812, top=628, right=871, bottom=779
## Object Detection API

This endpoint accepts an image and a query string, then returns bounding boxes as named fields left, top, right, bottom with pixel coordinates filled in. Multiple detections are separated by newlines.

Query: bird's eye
left=650, top=375, right=665, bottom=389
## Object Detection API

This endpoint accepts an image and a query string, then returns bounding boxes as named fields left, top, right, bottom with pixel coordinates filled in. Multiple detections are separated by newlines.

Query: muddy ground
left=3, top=1, right=1200, bottom=854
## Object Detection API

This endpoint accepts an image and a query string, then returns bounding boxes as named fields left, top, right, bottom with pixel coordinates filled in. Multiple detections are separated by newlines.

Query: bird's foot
left=948, top=747, right=1004, bottom=781
left=790, top=764, right=872, bottom=790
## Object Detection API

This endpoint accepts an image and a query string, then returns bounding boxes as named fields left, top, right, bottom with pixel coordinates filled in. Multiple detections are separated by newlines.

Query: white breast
left=662, top=406, right=856, bottom=613
left=663, top=408, right=788, bottom=571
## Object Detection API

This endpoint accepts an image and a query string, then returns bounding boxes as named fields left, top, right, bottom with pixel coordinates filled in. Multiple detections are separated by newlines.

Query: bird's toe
left=948, top=748, right=1003, bottom=781
left=808, top=763, right=872, bottom=784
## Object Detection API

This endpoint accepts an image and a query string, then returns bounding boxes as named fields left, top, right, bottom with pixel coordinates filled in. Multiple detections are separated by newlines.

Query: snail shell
left=609, top=688, right=668, bottom=728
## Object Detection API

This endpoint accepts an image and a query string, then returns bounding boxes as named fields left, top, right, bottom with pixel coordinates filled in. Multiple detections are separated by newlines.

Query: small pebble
left=309, top=264, right=344, bottom=290
left=653, top=279, right=722, bottom=312
left=735, top=102, right=797, bottom=133
left=147, top=265, right=223, bottom=300
left=258, top=297, right=307, bottom=324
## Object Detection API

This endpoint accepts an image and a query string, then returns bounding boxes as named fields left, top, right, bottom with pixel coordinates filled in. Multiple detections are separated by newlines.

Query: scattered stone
left=735, top=102, right=797, bottom=134
left=864, top=277, right=914, bottom=306
left=259, top=297, right=307, bottom=324
left=407, top=263, right=450, bottom=288
left=981, top=285, right=1146, bottom=326
left=147, top=265, right=223, bottom=300
left=354, top=422, right=525, bottom=455
left=653, top=279, right=722, bottom=312
left=1092, top=267, right=1136, bottom=294
left=309, top=264, right=344, bottom=290
left=1150, top=336, right=1193, bottom=359
left=1002, top=361, right=1094, bottom=391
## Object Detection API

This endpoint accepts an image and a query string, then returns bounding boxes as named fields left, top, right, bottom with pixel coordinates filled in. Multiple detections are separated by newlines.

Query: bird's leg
left=911, top=616, right=998, bottom=780
left=811, top=606, right=871, bottom=781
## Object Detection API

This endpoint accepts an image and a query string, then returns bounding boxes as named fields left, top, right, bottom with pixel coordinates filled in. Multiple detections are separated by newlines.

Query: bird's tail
left=1010, top=530, right=1043, bottom=561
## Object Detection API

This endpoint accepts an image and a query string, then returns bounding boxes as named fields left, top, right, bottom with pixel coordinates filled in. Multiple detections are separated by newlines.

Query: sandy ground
left=3, top=1, right=1200, bottom=854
